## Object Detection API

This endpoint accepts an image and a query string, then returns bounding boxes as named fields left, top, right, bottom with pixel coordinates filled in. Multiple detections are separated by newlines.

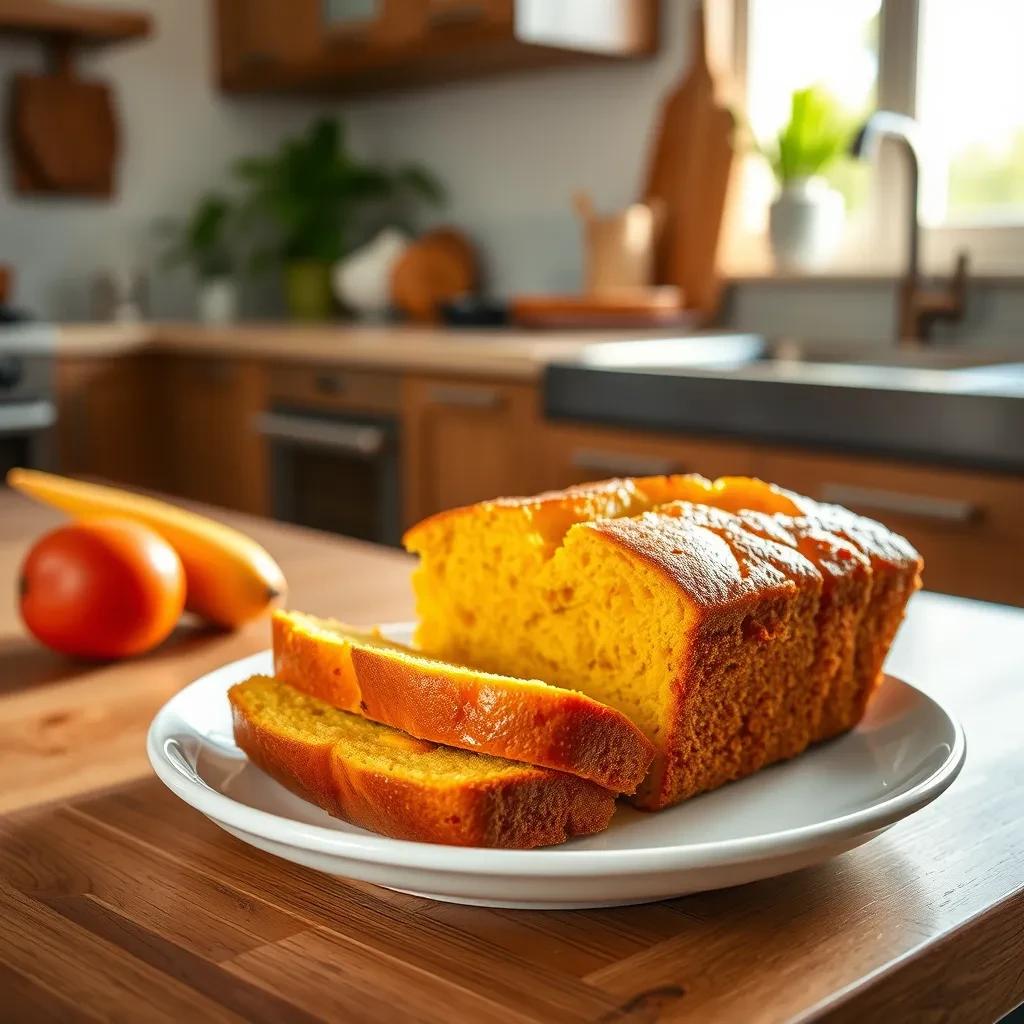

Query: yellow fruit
left=7, top=468, right=286, bottom=629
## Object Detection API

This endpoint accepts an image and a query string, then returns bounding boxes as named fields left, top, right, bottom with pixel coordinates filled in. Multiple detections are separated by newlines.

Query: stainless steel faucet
left=851, top=110, right=968, bottom=345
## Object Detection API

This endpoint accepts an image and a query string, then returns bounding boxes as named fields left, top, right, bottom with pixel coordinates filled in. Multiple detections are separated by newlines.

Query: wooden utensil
left=390, top=227, right=478, bottom=323
left=643, top=1, right=735, bottom=322
left=573, top=191, right=665, bottom=294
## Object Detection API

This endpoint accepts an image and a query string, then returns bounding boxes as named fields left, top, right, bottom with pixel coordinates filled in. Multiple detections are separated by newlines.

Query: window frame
left=729, top=0, right=1024, bottom=277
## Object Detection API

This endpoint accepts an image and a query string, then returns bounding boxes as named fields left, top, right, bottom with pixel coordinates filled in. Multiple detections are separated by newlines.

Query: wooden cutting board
left=9, top=70, right=119, bottom=196
left=390, top=228, right=478, bottom=323
left=643, top=2, right=735, bottom=322
left=511, top=286, right=694, bottom=329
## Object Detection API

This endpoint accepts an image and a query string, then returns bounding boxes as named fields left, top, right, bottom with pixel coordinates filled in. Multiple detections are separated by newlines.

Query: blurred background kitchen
left=2, top=0, right=1022, bottom=606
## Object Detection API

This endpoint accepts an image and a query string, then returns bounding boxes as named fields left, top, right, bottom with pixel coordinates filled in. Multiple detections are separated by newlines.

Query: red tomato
left=19, top=517, right=186, bottom=659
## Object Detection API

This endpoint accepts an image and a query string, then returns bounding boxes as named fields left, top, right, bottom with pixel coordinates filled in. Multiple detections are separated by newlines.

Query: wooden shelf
left=0, top=1, right=151, bottom=46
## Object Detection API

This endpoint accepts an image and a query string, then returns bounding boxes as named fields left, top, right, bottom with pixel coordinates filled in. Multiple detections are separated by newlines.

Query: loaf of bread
left=403, top=475, right=922, bottom=810
left=229, top=675, right=616, bottom=848
left=272, top=610, right=655, bottom=792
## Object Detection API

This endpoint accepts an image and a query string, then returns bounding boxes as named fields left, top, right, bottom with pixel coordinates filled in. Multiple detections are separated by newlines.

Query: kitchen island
left=1, top=488, right=1022, bottom=1022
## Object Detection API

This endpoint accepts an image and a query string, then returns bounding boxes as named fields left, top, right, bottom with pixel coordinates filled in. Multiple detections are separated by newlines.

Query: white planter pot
left=197, top=278, right=238, bottom=325
left=332, top=228, right=409, bottom=319
left=768, top=178, right=845, bottom=273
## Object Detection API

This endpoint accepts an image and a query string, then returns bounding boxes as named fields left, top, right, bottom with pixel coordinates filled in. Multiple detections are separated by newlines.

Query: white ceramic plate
left=148, top=624, right=965, bottom=909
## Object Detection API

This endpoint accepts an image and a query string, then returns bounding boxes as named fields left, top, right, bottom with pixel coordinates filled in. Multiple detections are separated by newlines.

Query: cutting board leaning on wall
left=644, top=1, right=736, bottom=322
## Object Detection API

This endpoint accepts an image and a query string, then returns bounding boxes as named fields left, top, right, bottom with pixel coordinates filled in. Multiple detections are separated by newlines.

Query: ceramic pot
left=197, top=277, right=238, bottom=325
left=285, top=261, right=333, bottom=321
left=768, top=177, right=845, bottom=273
left=332, top=228, right=409, bottom=319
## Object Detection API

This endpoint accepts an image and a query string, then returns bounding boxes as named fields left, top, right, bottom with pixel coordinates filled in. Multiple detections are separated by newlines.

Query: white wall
left=0, top=0, right=346, bottom=318
left=347, top=1, right=695, bottom=296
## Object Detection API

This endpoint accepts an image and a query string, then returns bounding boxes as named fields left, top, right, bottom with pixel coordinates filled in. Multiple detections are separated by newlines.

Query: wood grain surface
left=1, top=490, right=1023, bottom=1023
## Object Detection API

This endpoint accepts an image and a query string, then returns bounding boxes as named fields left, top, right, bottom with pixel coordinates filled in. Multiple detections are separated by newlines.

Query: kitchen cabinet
left=540, top=421, right=756, bottom=491
left=401, top=374, right=544, bottom=524
left=214, top=0, right=325, bottom=90
left=156, top=356, right=269, bottom=517
left=753, top=446, right=1024, bottom=607
left=214, top=0, right=658, bottom=95
left=55, top=355, right=158, bottom=489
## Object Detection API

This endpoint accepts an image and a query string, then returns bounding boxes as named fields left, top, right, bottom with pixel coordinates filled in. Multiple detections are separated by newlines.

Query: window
left=916, top=0, right=1024, bottom=228
left=733, top=0, right=1024, bottom=274
left=745, top=0, right=879, bottom=215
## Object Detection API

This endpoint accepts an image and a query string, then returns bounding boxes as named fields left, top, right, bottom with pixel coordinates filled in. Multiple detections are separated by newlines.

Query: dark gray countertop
left=543, top=336, right=1024, bottom=473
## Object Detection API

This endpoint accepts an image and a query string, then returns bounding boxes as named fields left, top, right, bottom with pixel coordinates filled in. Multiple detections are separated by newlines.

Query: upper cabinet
left=213, top=0, right=658, bottom=94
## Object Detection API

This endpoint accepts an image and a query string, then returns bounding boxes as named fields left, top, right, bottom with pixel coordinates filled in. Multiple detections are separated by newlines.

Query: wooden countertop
left=1, top=489, right=1022, bottom=1022
left=56, top=322, right=682, bottom=381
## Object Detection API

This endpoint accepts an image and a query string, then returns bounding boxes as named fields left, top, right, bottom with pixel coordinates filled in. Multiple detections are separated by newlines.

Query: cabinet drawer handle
left=427, top=385, right=503, bottom=409
left=314, top=373, right=347, bottom=396
left=0, top=399, right=56, bottom=436
left=255, top=411, right=386, bottom=458
left=427, top=4, right=487, bottom=28
left=569, top=448, right=683, bottom=478
left=819, top=483, right=982, bottom=525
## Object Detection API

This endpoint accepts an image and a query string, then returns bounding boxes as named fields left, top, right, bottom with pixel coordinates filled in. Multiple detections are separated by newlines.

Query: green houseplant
left=234, top=118, right=444, bottom=320
left=157, top=193, right=239, bottom=323
left=762, top=87, right=852, bottom=271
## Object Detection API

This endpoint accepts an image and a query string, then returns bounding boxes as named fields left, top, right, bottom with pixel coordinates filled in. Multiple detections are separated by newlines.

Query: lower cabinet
left=55, top=354, right=269, bottom=517
left=55, top=356, right=160, bottom=489
left=753, top=447, right=1024, bottom=607
left=401, top=375, right=546, bottom=524
left=156, top=356, right=269, bottom=516
left=539, top=421, right=756, bottom=490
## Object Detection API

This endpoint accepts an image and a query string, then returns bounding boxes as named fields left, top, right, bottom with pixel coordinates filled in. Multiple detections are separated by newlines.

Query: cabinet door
left=754, top=447, right=1024, bottom=607
left=401, top=376, right=544, bottom=525
left=55, top=356, right=158, bottom=488
left=539, top=422, right=756, bottom=491
left=159, top=357, right=269, bottom=516
left=215, top=0, right=324, bottom=87
left=419, top=0, right=512, bottom=34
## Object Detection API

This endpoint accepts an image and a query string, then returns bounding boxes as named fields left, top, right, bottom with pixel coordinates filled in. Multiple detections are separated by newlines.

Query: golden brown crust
left=229, top=677, right=616, bottom=849
left=402, top=477, right=652, bottom=552
left=272, top=610, right=655, bottom=793
left=589, top=511, right=823, bottom=810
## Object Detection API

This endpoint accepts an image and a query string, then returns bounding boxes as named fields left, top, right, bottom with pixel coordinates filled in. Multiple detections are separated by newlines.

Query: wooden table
left=1, top=491, right=1022, bottom=1023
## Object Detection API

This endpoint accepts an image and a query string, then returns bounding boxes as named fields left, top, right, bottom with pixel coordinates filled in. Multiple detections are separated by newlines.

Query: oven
left=0, top=324, right=56, bottom=478
left=256, top=406, right=401, bottom=545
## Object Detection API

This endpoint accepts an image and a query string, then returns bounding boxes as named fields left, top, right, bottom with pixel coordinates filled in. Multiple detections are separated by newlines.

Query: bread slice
left=272, top=610, right=655, bottom=793
left=229, top=675, right=616, bottom=848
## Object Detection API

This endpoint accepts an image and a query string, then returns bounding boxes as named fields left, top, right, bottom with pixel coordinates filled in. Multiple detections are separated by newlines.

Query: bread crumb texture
left=229, top=675, right=616, bottom=848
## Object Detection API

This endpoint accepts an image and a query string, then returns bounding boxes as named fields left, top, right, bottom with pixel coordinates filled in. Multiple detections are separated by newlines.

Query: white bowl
left=148, top=626, right=965, bottom=909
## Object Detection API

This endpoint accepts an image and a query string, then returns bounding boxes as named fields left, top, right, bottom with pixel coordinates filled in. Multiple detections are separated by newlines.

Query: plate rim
left=147, top=640, right=966, bottom=878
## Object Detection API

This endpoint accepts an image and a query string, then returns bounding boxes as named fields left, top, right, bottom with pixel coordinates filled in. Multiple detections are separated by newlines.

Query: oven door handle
left=254, top=411, right=388, bottom=458
left=0, top=399, right=56, bottom=436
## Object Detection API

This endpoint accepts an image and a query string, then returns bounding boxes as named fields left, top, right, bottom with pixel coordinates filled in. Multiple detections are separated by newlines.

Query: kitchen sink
left=545, top=332, right=1024, bottom=472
